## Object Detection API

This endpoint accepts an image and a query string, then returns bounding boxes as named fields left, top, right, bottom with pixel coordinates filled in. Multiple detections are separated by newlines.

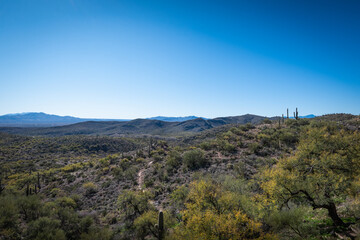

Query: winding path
left=137, top=161, right=163, bottom=210
left=137, top=161, right=153, bottom=190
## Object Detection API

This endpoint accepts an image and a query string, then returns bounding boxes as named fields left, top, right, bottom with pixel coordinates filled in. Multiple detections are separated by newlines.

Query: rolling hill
left=0, top=114, right=270, bottom=136
left=0, top=112, right=203, bottom=127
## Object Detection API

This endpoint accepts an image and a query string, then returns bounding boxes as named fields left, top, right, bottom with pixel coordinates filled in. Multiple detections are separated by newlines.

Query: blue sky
left=0, top=0, right=359, bottom=118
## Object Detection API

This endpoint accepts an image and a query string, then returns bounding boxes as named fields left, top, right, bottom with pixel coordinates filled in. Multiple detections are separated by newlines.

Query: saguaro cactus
left=26, top=183, right=30, bottom=196
left=158, top=211, right=164, bottom=240
left=287, top=108, right=289, bottom=119
left=37, top=172, right=41, bottom=190
left=293, top=109, right=299, bottom=119
left=0, top=177, right=4, bottom=194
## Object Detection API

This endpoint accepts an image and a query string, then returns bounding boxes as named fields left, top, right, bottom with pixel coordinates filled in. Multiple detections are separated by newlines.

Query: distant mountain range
left=0, top=112, right=318, bottom=137
left=294, top=114, right=316, bottom=119
left=0, top=114, right=275, bottom=136
left=146, top=116, right=201, bottom=122
left=0, top=112, right=202, bottom=127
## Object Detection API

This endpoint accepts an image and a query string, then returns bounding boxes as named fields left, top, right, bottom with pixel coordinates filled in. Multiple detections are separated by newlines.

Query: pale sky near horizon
left=0, top=0, right=359, bottom=118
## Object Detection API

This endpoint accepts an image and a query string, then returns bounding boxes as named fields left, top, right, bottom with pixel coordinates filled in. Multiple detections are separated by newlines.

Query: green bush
left=262, top=118, right=272, bottom=124
left=199, top=141, right=215, bottom=151
left=82, top=182, right=97, bottom=196
left=0, top=195, right=19, bottom=239
left=217, top=140, right=236, bottom=153
left=183, top=149, right=208, bottom=170
left=266, top=207, right=318, bottom=239
left=165, top=150, right=182, bottom=170
left=26, top=217, right=66, bottom=240
left=17, top=195, right=42, bottom=222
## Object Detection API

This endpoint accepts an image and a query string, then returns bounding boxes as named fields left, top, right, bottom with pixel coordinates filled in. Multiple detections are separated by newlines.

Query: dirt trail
left=137, top=161, right=153, bottom=190
left=137, top=161, right=163, bottom=210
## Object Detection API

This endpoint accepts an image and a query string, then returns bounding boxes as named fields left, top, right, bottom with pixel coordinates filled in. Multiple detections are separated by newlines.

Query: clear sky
left=0, top=0, right=359, bottom=118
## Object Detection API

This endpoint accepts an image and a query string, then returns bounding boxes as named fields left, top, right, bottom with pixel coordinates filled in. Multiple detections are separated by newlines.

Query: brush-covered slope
left=0, top=114, right=269, bottom=136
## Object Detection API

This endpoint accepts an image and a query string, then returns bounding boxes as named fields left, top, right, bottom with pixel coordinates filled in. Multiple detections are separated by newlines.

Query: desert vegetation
left=0, top=114, right=359, bottom=239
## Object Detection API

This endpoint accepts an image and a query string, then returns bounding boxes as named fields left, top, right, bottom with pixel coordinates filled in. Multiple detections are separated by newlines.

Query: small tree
left=261, top=122, right=360, bottom=227
left=170, top=180, right=274, bottom=239
left=26, top=217, right=66, bottom=240
left=118, top=190, right=154, bottom=221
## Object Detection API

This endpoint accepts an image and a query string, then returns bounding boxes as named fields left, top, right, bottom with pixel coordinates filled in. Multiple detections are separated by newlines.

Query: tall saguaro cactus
left=293, top=108, right=299, bottom=119
left=287, top=108, right=289, bottom=119
left=26, top=183, right=30, bottom=196
left=37, top=172, right=41, bottom=190
left=158, top=211, right=164, bottom=240
left=0, top=176, right=4, bottom=194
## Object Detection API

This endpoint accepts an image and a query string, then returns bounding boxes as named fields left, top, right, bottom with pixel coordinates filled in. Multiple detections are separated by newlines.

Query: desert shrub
left=158, top=168, right=169, bottom=182
left=111, top=167, right=123, bottom=180
left=259, top=127, right=299, bottom=149
left=102, top=180, right=111, bottom=189
left=234, top=161, right=247, bottom=179
left=278, top=129, right=298, bottom=146
left=135, top=157, right=145, bottom=163
left=165, top=150, right=182, bottom=170
left=80, top=227, right=113, bottom=240
left=55, top=197, right=77, bottom=209
left=118, top=190, right=154, bottom=221
left=82, top=182, right=97, bottom=196
left=61, top=163, right=84, bottom=173
left=64, top=174, right=76, bottom=183
left=79, top=215, right=93, bottom=233
left=153, top=153, right=163, bottom=162
left=170, top=185, right=189, bottom=209
left=98, top=157, right=110, bottom=168
left=106, top=154, right=119, bottom=164
left=50, top=188, right=64, bottom=197
left=183, top=149, right=208, bottom=170
left=0, top=195, right=19, bottom=239
left=104, top=212, right=117, bottom=225
left=169, top=180, right=274, bottom=240
left=285, top=118, right=310, bottom=128
left=229, top=127, right=243, bottom=135
left=217, top=139, right=236, bottom=153
left=133, top=210, right=176, bottom=240
left=56, top=208, right=82, bottom=240
left=17, top=195, right=42, bottom=222
left=262, top=118, right=272, bottom=124
left=266, top=206, right=318, bottom=239
left=239, top=123, right=255, bottom=132
left=123, top=166, right=138, bottom=182
left=119, top=158, right=130, bottom=171
left=144, top=178, right=154, bottom=188
left=257, top=133, right=273, bottom=147
left=26, top=217, right=66, bottom=240
left=249, top=142, right=261, bottom=154
left=199, top=140, right=216, bottom=151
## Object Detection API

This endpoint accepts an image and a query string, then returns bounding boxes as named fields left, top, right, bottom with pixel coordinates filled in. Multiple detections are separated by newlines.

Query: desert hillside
left=1, top=114, right=359, bottom=239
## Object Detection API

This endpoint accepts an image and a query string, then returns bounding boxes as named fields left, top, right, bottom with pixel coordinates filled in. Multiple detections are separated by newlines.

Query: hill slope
left=0, top=112, right=203, bottom=127
left=0, top=114, right=269, bottom=136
